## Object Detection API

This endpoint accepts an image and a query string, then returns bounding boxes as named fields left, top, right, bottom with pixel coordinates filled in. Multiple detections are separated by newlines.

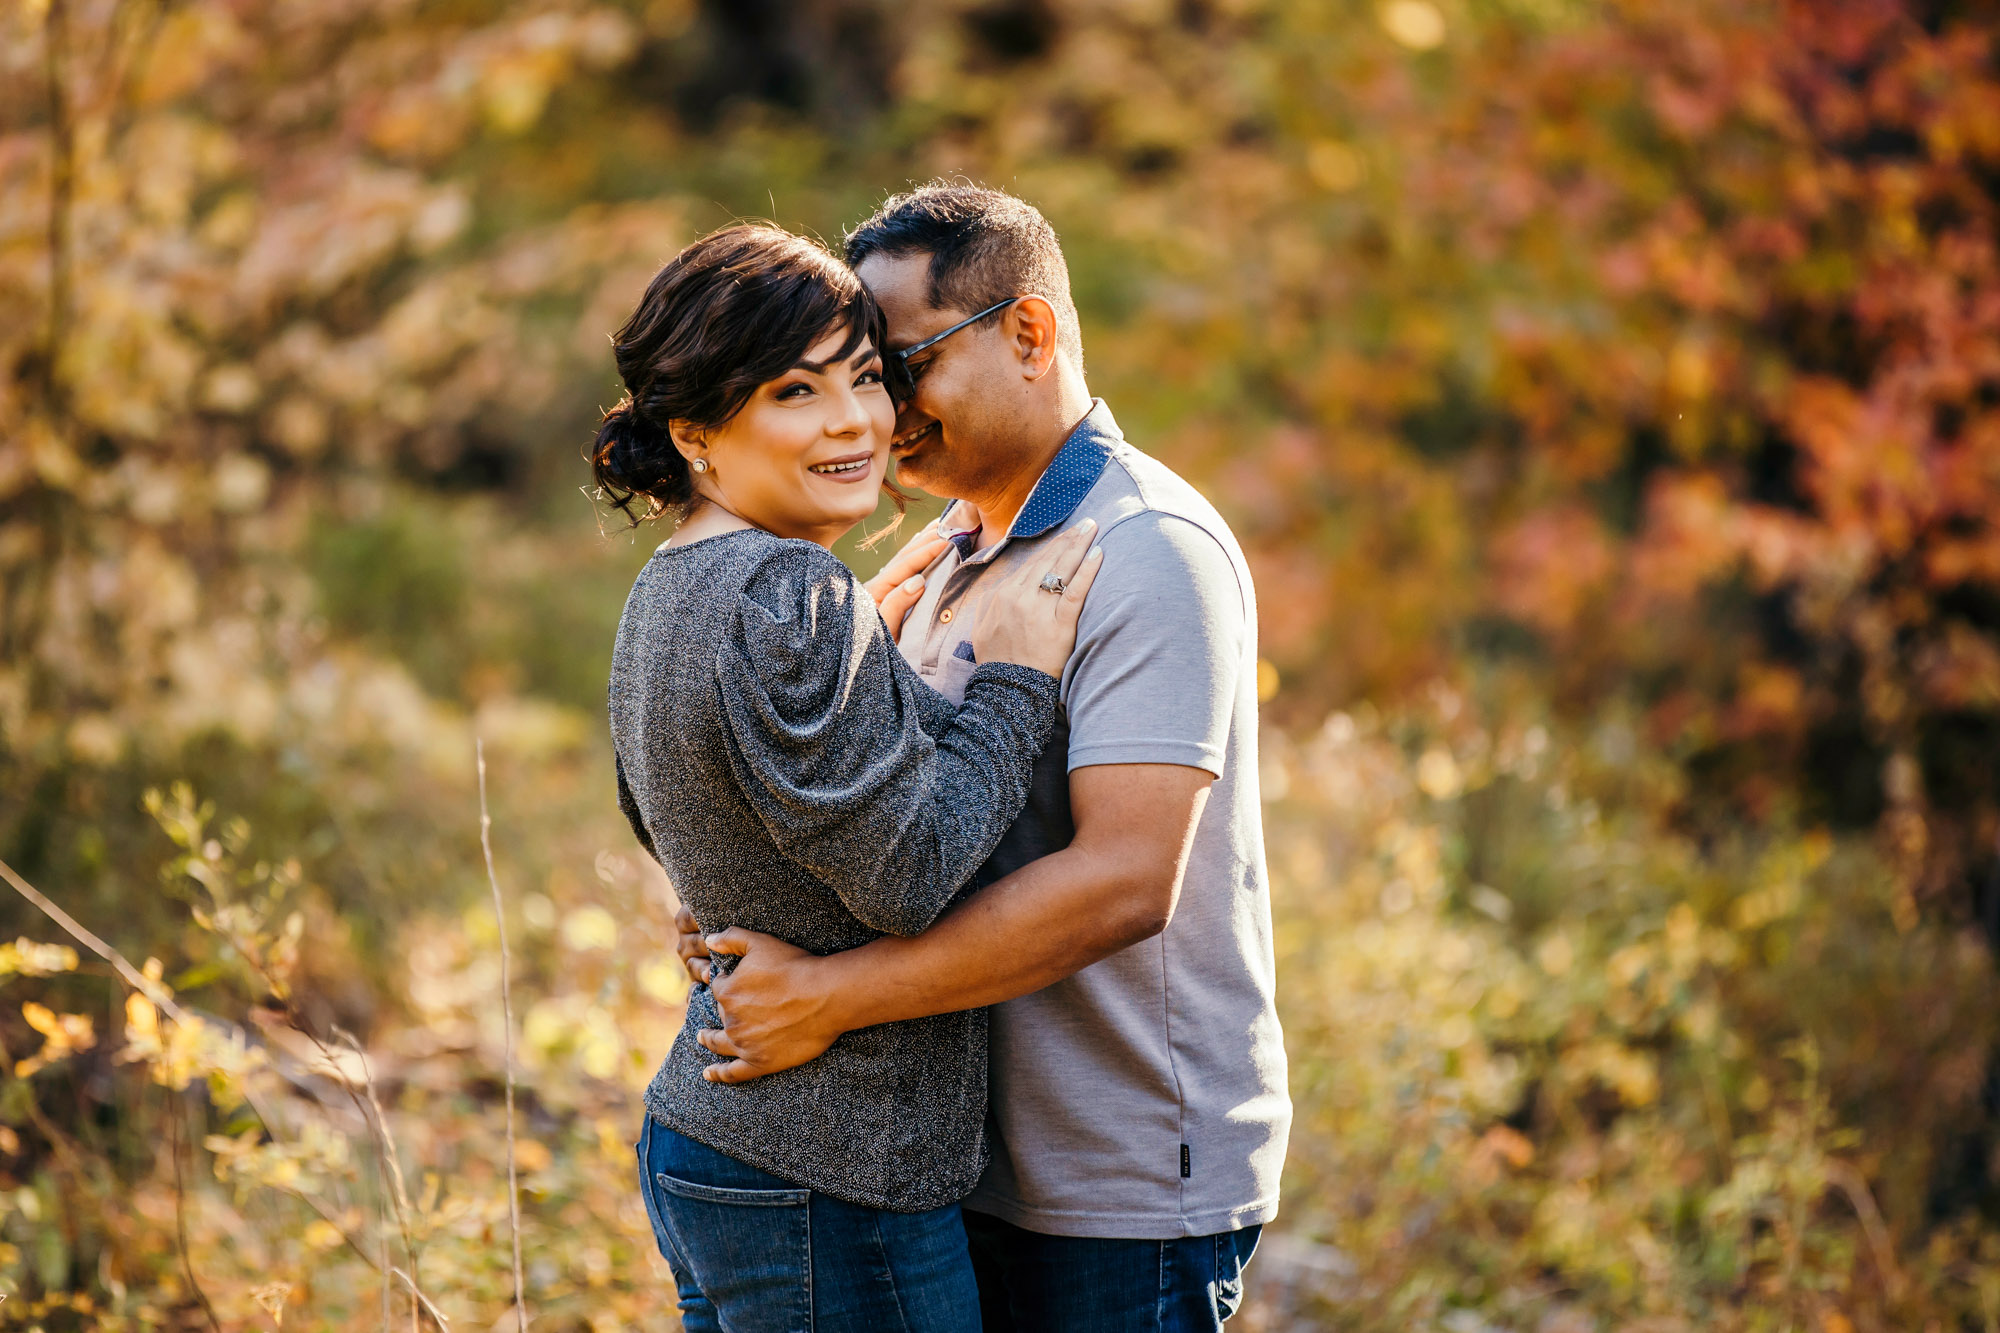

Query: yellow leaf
left=1416, top=747, right=1462, bottom=800
left=562, top=905, right=619, bottom=952
left=16, top=1004, right=94, bottom=1076
left=0, top=938, right=80, bottom=977
left=1536, top=933, right=1574, bottom=977
left=1306, top=141, right=1365, bottom=193
left=1380, top=0, right=1445, bottom=50
left=1256, top=658, right=1281, bottom=702
left=126, top=992, right=159, bottom=1041
left=638, top=956, right=687, bottom=1005
left=482, top=54, right=558, bottom=135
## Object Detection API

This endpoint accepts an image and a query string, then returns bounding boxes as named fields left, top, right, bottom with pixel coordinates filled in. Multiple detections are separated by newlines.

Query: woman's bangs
left=804, top=282, right=885, bottom=369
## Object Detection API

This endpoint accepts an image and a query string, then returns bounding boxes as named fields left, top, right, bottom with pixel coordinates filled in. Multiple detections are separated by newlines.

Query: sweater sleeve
left=907, top=669, right=962, bottom=740
left=715, top=542, right=1060, bottom=937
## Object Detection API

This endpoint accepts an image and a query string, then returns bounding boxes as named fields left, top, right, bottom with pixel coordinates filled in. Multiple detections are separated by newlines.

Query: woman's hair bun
left=591, top=396, right=692, bottom=524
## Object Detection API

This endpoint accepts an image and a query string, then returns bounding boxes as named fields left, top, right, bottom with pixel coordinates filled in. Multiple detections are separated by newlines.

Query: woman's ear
left=668, top=421, right=708, bottom=471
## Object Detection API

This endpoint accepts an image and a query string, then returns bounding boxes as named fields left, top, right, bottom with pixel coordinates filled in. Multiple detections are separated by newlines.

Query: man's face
left=856, top=252, right=1028, bottom=502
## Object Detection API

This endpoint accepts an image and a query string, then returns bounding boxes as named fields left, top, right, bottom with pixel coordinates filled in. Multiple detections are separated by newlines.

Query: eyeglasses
left=882, top=297, right=1021, bottom=402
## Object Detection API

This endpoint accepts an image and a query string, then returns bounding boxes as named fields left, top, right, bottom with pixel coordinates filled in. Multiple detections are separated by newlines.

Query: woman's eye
left=855, top=369, right=884, bottom=387
left=776, top=382, right=813, bottom=401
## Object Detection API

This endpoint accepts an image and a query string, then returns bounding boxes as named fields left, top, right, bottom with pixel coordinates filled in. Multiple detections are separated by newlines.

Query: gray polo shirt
left=899, top=399, right=1290, bottom=1239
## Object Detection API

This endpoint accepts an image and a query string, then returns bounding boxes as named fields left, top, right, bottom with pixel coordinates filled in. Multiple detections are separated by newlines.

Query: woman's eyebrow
left=790, top=344, right=878, bottom=374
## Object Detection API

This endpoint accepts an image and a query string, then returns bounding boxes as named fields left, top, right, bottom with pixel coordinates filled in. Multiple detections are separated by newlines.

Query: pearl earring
left=690, top=458, right=710, bottom=474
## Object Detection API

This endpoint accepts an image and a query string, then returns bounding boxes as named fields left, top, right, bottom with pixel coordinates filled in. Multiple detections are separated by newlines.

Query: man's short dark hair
left=845, top=182, right=1084, bottom=371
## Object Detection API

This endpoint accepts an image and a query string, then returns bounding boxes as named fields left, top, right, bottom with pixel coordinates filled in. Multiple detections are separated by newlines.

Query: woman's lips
left=807, top=452, right=876, bottom=482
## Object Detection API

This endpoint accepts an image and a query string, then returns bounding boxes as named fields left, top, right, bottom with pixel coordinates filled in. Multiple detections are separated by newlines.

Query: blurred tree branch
left=40, top=0, right=72, bottom=420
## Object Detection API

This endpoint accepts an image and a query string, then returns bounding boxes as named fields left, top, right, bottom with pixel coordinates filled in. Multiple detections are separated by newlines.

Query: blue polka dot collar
left=941, top=398, right=1122, bottom=553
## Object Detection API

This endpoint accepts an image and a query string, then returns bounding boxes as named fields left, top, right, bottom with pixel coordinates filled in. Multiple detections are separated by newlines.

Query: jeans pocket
left=1211, top=1227, right=1260, bottom=1323
left=655, top=1173, right=812, bottom=1207
left=1212, top=1233, right=1244, bottom=1322
left=634, top=1123, right=686, bottom=1271
left=650, top=1168, right=813, bottom=1333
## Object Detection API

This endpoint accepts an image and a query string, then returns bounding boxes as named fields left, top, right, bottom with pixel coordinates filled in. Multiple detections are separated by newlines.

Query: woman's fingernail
left=1088, top=545, right=1102, bottom=562
left=901, top=574, right=925, bottom=593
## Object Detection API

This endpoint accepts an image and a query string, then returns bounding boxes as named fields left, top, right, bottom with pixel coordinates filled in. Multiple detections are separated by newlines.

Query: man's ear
left=1008, top=296, right=1061, bottom=382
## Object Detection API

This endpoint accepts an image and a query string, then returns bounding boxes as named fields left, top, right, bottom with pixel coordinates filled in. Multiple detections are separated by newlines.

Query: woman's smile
left=807, top=451, right=876, bottom=480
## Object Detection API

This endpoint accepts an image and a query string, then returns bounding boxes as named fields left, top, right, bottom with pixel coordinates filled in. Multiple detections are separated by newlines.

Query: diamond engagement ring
left=1038, top=572, right=1067, bottom=595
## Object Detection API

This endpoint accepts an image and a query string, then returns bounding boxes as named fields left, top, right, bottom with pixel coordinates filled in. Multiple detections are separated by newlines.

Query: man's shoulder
left=1085, top=442, right=1242, bottom=550
left=1079, top=441, right=1251, bottom=587
left=1065, top=444, right=1253, bottom=627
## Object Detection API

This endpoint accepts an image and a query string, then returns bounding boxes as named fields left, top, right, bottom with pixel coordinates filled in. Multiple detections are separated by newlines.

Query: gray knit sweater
left=608, top=528, right=1060, bottom=1212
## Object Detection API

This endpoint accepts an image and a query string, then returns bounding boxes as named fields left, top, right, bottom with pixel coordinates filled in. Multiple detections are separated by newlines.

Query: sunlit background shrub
left=5, top=0, right=2000, bottom=1327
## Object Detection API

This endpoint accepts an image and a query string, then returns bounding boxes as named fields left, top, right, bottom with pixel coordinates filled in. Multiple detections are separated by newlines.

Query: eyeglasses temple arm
left=893, top=296, right=1024, bottom=363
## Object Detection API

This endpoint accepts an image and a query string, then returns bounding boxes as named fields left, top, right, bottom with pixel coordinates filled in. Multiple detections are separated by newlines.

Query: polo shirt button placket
left=920, top=598, right=956, bottom=672
left=927, top=564, right=973, bottom=669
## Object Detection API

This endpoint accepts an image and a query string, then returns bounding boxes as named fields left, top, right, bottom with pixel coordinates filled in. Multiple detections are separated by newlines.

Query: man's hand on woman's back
left=675, top=904, right=712, bottom=985
left=673, top=907, right=846, bottom=1083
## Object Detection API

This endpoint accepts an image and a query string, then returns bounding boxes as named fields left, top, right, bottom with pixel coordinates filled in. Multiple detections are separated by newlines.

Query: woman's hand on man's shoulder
left=862, top=520, right=951, bottom=641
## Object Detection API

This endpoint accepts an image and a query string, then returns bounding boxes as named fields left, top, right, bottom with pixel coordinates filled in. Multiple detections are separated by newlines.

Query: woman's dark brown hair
left=590, top=223, right=895, bottom=526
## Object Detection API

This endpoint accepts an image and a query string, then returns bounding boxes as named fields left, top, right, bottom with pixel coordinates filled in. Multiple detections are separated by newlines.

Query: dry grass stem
left=381, top=1217, right=393, bottom=1333
left=477, top=737, right=530, bottom=1333
left=0, top=855, right=190, bottom=1022
left=41, top=0, right=75, bottom=408
left=1826, top=1159, right=1906, bottom=1302
left=170, top=1090, right=224, bottom=1333
left=392, top=1267, right=452, bottom=1330
left=332, top=1024, right=422, bottom=1293
left=0, top=854, right=413, bottom=1319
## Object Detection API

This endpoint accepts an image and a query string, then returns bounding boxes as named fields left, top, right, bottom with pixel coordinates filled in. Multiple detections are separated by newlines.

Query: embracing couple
left=599, top=184, right=1290, bottom=1332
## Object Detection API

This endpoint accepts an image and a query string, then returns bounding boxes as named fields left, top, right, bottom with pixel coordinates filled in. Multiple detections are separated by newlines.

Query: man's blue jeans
left=965, top=1209, right=1261, bottom=1332
left=634, top=1115, right=982, bottom=1332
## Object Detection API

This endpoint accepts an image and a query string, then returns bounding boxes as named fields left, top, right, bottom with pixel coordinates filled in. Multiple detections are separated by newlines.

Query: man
left=677, top=183, right=1290, bottom=1330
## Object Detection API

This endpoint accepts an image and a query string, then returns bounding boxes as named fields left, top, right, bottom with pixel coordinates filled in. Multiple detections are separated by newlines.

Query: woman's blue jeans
left=635, top=1114, right=982, bottom=1332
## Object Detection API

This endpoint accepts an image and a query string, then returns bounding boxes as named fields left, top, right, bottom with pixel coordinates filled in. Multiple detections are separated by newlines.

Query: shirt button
left=939, top=607, right=954, bottom=624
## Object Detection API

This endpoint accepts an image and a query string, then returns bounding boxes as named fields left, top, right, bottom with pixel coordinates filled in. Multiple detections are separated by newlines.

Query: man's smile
left=892, top=420, right=939, bottom=454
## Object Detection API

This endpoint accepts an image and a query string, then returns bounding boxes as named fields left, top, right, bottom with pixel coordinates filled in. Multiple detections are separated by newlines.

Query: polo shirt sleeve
left=1060, top=511, right=1247, bottom=777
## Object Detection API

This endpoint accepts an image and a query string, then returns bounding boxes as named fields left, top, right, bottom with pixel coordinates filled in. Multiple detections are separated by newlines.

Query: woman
left=595, top=223, right=1101, bottom=1332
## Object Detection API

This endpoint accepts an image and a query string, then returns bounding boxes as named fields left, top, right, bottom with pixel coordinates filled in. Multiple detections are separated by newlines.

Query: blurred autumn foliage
left=5, top=0, right=2000, bottom=1328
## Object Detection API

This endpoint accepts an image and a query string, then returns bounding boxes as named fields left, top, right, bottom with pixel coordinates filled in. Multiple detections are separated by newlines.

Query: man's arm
left=692, top=760, right=1212, bottom=1083
left=693, top=507, right=1245, bottom=1082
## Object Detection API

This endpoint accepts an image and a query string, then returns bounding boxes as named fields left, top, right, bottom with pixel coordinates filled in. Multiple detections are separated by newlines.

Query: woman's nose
left=828, top=386, right=871, bottom=437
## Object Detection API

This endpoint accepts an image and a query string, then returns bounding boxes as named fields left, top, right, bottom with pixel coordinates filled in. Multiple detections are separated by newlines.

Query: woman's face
left=683, top=324, right=895, bottom=548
